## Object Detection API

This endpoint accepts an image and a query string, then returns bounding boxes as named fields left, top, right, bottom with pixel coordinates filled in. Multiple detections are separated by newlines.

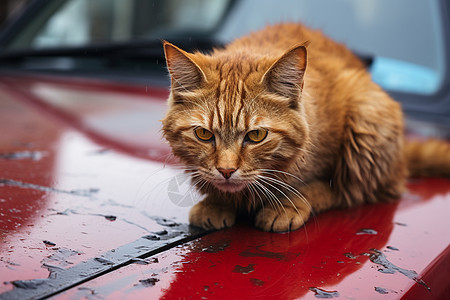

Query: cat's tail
left=405, top=139, right=450, bottom=178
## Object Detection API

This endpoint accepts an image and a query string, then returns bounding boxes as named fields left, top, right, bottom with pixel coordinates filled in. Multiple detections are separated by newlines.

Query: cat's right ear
left=163, top=41, right=207, bottom=93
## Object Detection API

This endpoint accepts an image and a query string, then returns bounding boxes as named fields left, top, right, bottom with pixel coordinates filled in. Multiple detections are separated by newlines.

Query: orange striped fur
left=162, top=23, right=450, bottom=232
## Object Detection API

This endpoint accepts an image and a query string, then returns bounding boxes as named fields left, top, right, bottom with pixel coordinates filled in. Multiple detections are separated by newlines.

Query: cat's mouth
left=213, top=180, right=247, bottom=193
left=198, top=168, right=251, bottom=193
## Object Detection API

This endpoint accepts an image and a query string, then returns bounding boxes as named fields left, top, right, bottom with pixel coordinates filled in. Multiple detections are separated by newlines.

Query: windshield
left=7, top=0, right=231, bottom=49
left=2, top=0, right=446, bottom=96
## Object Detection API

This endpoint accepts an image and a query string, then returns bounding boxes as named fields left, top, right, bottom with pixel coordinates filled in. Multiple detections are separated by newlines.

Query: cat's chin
left=213, top=181, right=247, bottom=193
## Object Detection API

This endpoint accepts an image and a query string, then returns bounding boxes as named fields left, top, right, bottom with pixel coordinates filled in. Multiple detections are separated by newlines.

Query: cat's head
left=162, top=41, right=310, bottom=194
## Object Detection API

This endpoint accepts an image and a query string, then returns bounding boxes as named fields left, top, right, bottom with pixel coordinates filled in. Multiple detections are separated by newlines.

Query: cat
left=161, top=23, right=450, bottom=232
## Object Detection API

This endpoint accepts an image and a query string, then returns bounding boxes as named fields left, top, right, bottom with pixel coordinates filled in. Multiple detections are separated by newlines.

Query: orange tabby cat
left=162, top=23, right=450, bottom=232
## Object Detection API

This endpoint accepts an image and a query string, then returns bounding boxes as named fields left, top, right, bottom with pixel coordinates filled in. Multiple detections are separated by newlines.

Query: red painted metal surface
left=57, top=179, right=450, bottom=299
left=0, top=75, right=191, bottom=294
left=1, top=74, right=449, bottom=299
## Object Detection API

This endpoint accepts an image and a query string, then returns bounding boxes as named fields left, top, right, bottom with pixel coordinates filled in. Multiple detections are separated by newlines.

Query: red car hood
left=0, top=74, right=449, bottom=299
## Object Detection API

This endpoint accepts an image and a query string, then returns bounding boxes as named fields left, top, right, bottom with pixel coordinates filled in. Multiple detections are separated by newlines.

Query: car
left=0, top=0, right=449, bottom=299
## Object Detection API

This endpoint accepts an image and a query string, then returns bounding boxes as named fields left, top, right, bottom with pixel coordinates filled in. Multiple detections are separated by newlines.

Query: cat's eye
left=246, top=129, right=268, bottom=143
left=194, top=127, right=214, bottom=142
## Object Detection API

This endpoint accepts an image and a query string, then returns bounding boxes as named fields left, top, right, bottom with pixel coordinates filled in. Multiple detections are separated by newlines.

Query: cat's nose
left=217, top=168, right=236, bottom=180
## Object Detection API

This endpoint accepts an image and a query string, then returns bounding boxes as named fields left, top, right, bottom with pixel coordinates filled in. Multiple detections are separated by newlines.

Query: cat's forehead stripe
left=203, top=58, right=261, bottom=133
left=235, top=80, right=246, bottom=129
left=214, top=94, right=223, bottom=128
left=215, top=78, right=247, bottom=130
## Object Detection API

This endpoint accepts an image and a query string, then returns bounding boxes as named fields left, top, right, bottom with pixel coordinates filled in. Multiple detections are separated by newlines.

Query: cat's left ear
left=163, top=41, right=207, bottom=93
left=262, top=44, right=308, bottom=108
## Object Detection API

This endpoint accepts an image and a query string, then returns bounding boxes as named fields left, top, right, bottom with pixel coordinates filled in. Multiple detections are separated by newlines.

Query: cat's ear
left=163, top=41, right=207, bottom=93
left=262, top=44, right=308, bottom=108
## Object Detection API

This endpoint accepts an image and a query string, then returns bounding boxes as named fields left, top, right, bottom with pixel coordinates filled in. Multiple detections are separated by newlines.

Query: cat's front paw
left=255, top=207, right=309, bottom=232
left=189, top=201, right=236, bottom=230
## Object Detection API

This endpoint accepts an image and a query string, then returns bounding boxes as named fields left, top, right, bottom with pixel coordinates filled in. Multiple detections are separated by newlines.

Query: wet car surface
left=0, top=74, right=449, bottom=299
left=0, top=75, right=202, bottom=297
left=1, top=0, right=450, bottom=299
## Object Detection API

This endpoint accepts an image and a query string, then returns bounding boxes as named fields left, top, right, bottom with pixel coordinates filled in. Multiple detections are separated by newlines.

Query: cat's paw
left=189, top=201, right=236, bottom=230
left=255, top=207, right=309, bottom=232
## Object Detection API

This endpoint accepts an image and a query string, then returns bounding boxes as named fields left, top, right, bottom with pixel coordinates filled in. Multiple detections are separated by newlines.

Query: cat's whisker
left=259, top=171, right=318, bottom=221
left=253, top=180, right=277, bottom=212
left=263, top=176, right=320, bottom=233
left=247, top=182, right=264, bottom=210
left=258, top=174, right=312, bottom=213
left=259, top=169, right=306, bottom=185
left=245, top=183, right=256, bottom=210
left=259, top=174, right=303, bottom=196
left=161, top=152, right=177, bottom=167
left=189, top=177, right=208, bottom=202
left=256, top=176, right=301, bottom=218
left=254, top=179, right=287, bottom=216
left=255, top=179, right=304, bottom=232
left=249, top=181, right=266, bottom=212
left=252, top=184, right=262, bottom=210
left=257, top=175, right=313, bottom=236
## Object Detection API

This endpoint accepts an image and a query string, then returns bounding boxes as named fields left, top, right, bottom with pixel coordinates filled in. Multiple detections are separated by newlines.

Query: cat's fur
left=162, top=23, right=450, bottom=232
